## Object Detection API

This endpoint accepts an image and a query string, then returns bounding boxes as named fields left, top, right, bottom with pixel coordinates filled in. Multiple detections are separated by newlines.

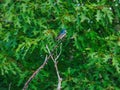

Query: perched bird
left=56, top=29, right=67, bottom=40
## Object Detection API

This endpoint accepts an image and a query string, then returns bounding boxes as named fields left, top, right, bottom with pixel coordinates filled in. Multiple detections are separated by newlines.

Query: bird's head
left=61, top=29, right=67, bottom=34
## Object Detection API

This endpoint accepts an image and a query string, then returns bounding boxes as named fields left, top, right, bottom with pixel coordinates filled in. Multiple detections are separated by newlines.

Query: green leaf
left=96, top=10, right=102, bottom=22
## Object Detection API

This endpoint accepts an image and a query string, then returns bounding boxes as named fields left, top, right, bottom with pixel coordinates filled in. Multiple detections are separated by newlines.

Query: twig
left=22, top=55, right=48, bottom=90
left=22, top=41, right=62, bottom=90
left=22, top=41, right=61, bottom=90
left=46, top=44, right=62, bottom=90
left=9, top=82, right=12, bottom=90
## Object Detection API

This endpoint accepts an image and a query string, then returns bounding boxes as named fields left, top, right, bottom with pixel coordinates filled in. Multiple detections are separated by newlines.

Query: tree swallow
left=56, top=29, right=67, bottom=40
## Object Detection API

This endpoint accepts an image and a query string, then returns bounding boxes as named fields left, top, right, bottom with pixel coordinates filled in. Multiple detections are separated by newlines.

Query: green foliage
left=0, top=0, right=120, bottom=90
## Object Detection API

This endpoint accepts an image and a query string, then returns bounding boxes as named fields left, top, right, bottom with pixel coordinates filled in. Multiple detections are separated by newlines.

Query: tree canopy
left=0, top=0, right=120, bottom=90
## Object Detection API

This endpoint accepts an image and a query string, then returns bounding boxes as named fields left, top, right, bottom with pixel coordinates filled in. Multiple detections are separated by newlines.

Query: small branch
left=22, top=42, right=61, bottom=90
left=46, top=45, right=62, bottom=90
left=55, top=44, right=62, bottom=61
left=9, top=82, right=12, bottom=90
left=22, top=55, right=48, bottom=90
left=55, top=62, right=62, bottom=90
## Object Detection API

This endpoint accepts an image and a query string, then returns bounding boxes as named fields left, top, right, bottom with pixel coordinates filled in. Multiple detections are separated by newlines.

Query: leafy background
left=0, top=0, right=120, bottom=90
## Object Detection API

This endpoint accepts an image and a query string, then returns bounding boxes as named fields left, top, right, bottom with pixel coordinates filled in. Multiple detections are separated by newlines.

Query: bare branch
left=46, top=45, right=55, bottom=62
left=9, top=82, right=12, bottom=90
left=46, top=45, right=62, bottom=90
left=55, top=43, right=62, bottom=61
left=22, top=41, right=62, bottom=90
left=22, top=55, right=48, bottom=90
left=55, top=63, right=62, bottom=90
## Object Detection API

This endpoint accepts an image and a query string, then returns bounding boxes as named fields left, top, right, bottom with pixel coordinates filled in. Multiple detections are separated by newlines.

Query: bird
left=56, top=29, right=67, bottom=40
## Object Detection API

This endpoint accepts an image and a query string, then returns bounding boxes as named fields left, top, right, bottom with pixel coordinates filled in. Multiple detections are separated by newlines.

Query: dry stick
left=22, top=55, right=48, bottom=90
left=8, top=82, right=12, bottom=90
left=22, top=41, right=61, bottom=90
left=46, top=44, right=62, bottom=90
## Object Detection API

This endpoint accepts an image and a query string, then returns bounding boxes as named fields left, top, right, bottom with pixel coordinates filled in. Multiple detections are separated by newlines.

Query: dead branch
left=8, top=82, right=12, bottom=90
left=22, top=41, right=62, bottom=90
left=22, top=55, right=48, bottom=90
left=46, top=44, right=62, bottom=90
